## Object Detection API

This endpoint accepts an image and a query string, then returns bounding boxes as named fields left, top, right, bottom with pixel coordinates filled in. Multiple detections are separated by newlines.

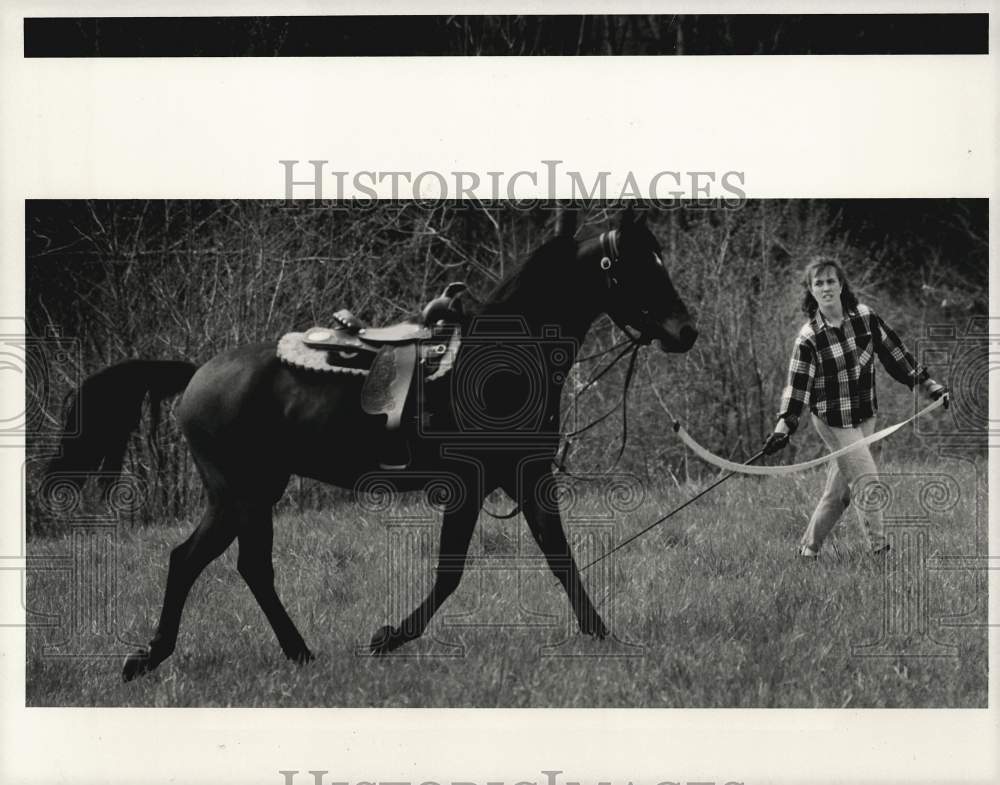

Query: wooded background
left=25, top=200, right=987, bottom=526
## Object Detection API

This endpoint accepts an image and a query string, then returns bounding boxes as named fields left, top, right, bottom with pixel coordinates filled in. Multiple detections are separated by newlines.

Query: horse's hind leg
left=122, top=498, right=237, bottom=681
left=235, top=503, right=313, bottom=664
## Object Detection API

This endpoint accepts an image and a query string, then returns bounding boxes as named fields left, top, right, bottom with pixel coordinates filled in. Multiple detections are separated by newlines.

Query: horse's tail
left=44, top=359, right=198, bottom=490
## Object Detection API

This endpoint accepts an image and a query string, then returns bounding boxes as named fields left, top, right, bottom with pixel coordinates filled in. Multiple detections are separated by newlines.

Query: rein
left=554, top=335, right=644, bottom=475
left=486, top=331, right=644, bottom=520
left=555, top=228, right=652, bottom=476
left=485, top=229, right=650, bottom=517
left=581, top=449, right=766, bottom=573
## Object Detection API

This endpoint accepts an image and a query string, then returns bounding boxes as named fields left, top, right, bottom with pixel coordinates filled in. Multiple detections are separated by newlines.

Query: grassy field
left=25, top=454, right=986, bottom=708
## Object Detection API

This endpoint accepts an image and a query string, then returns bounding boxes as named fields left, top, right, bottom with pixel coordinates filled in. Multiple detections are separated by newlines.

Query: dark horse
left=46, top=210, right=696, bottom=681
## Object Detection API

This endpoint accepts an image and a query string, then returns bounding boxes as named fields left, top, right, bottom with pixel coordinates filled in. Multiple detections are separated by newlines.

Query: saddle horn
left=421, top=282, right=468, bottom=325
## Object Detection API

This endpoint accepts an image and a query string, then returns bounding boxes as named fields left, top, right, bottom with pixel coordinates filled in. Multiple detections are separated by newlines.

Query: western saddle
left=301, top=282, right=468, bottom=469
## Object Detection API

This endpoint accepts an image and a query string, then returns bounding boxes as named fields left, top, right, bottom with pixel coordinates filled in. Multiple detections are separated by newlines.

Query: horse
left=45, top=209, right=697, bottom=681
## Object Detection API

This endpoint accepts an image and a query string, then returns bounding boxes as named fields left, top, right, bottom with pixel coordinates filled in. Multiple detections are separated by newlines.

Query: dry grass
left=25, top=454, right=986, bottom=707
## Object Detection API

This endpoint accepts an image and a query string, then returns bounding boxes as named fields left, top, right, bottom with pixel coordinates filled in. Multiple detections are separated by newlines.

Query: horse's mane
left=484, top=234, right=578, bottom=309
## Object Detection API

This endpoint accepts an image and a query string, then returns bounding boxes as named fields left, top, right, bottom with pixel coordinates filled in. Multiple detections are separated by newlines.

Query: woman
left=763, top=257, right=949, bottom=558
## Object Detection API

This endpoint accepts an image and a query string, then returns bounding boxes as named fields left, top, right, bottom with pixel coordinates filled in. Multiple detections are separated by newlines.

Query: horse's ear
left=554, top=208, right=578, bottom=237
left=619, top=203, right=645, bottom=229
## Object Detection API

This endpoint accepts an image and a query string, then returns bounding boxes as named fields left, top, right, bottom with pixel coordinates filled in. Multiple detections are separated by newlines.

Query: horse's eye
left=654, top=253, right=664, bottom=268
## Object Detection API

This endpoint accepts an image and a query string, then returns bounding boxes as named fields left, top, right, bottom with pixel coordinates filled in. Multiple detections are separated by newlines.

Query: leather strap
left=598, top=229, right=620, bottom=288
left=360, top=343, right=418, bottom=431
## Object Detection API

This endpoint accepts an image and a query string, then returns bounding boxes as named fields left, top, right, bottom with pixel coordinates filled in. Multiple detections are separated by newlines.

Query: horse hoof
left=290, top=648, right=315, bottom=665
left=582, top=618, right=609, bottom=640
left=121, top=649, right=157, bottom=682
left=369, top=625, right=399, bottom=656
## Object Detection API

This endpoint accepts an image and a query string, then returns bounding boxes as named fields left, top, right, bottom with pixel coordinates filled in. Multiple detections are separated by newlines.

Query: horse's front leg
left=369, top=480, right=485, bottom=655
left=516, top=468, right=608, bottom=639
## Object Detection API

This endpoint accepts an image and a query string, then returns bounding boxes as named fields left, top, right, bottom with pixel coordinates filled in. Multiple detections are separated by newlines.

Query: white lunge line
left=675, top=397, right=945, bottom=476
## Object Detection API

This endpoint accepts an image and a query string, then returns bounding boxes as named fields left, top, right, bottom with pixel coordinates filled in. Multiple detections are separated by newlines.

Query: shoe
left=799, top=545, right=819, bottom=559
left=872, top=543, right=891, bottom=557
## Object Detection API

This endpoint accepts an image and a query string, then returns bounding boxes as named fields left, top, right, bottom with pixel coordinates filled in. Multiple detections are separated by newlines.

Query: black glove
left=927, top=380, right=950, bottom=409
left=762, top=431, right=789, bottom=455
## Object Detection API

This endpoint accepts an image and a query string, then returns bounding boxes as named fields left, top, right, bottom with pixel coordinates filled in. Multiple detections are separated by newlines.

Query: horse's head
left=595, top=210, right=697, bottom=353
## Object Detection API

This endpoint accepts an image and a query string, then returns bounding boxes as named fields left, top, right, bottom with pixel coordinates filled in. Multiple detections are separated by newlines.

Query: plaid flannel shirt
left=778, top=304, right=928, bottom=429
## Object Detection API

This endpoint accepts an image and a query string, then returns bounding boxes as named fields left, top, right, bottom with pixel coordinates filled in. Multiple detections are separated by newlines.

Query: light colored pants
left=800, top=414, right=886, bottom=552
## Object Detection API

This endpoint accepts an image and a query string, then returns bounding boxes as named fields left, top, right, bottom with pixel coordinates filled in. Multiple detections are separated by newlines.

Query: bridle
left=554, top=228, right=667, bottom=474
left=598, top=229, right=621, bottom=286
left=597, top=228, right=659, bottom=347
left=485, top=227, right=674, bottom=517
